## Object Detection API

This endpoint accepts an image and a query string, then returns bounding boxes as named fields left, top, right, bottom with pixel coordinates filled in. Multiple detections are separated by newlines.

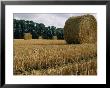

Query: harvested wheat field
left=13, top=39, right=97, bottom=75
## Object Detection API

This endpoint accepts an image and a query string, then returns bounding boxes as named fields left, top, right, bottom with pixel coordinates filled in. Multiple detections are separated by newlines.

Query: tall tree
left=39, top=23, right=45, bottom=36
left=56, top=28, right=64, bottom=39
left=31, top=23, right=40, bottom=39
left=25, top=20, right=30, bottom=33
left=50, top=26, right=56, bottom=36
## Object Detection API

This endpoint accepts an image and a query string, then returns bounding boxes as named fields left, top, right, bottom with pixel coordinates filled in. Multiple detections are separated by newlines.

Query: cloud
left=14, top=13, right=96, bottom=28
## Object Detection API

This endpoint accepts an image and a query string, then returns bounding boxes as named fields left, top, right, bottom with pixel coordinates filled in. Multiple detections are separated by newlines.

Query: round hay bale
left=64, top=14, right=97, bottom=44
left=39, top=36, right=42, bottom=39
left=24, top=33, right=32, bottom=40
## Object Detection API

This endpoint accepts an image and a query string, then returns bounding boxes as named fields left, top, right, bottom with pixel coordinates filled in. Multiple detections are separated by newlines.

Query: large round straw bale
left=64, top=14, right=97, bottom=44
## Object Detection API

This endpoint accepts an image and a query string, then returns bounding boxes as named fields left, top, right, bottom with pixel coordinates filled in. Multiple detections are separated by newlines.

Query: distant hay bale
left=64, top=14, right=97, bottom=44
left=53, top=36, right=57, bottom=39
left=24, top=33, right=32, bottom=40
left=39, top=36, right=42, bottom=39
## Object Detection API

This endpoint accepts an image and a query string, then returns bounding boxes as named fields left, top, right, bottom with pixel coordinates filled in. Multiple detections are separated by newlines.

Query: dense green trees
left=13, top=19, right=64, bottom=39
left=56, top=28, right=64, bottom=39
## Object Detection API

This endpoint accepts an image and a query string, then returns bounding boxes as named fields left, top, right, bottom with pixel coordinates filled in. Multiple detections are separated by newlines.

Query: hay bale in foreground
left=24, top=33, right=32, bottom=40
left=64, top=14, right=97, bottom=44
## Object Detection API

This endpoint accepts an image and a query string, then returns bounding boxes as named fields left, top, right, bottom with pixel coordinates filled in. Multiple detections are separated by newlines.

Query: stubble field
left=14, top=39, right=97, bottom=75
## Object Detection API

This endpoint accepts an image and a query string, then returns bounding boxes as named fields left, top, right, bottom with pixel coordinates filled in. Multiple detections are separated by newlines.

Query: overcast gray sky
left=14, top=13, right=96, bottom=28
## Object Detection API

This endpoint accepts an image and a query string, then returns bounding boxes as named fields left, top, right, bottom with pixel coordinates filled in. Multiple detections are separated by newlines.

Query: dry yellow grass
left=14, top=39, right=66, bottom=45
left=29, top=58, right=97, bottom=75
left=13, top=39, right=97, bottom=75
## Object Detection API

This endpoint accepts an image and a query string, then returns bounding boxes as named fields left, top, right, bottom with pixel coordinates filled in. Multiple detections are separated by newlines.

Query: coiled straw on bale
left=64, top=14, right=97, bottom=44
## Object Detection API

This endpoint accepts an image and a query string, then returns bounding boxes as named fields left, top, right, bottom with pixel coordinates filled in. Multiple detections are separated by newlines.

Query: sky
left=14, top=13, right=96, bottom=28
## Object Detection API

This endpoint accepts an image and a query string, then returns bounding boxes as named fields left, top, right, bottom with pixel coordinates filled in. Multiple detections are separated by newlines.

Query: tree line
left=13, top=19, right=64, bottom=39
